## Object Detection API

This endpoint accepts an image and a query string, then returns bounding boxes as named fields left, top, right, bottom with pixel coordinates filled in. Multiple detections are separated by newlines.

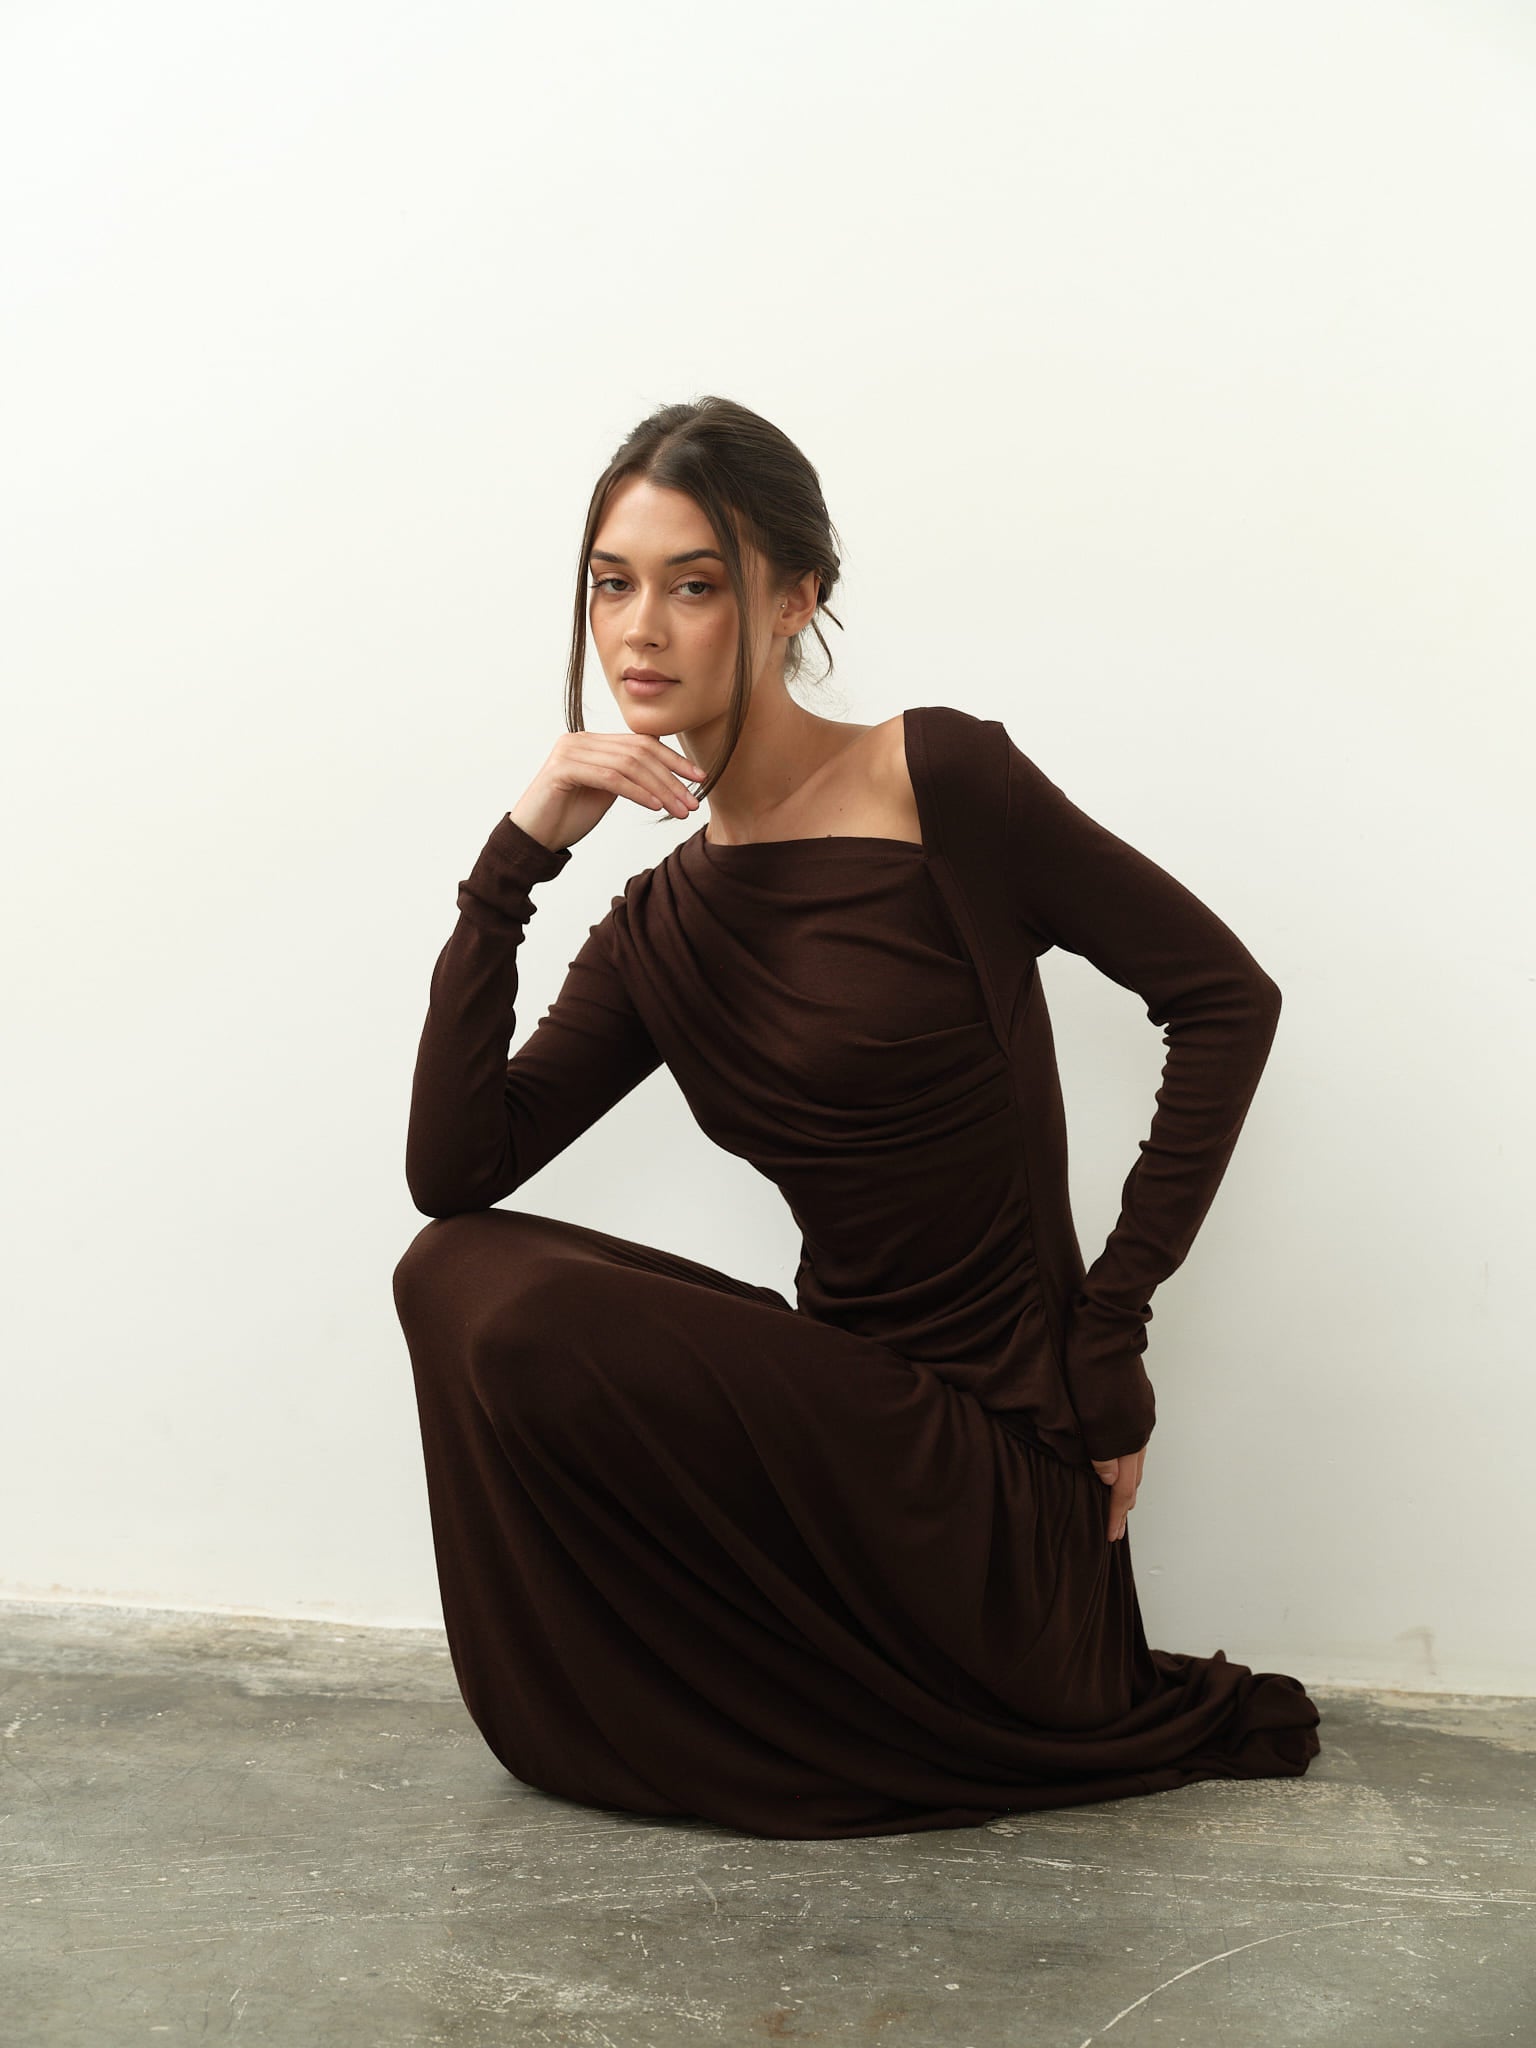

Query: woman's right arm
left=404, top=727, right=704, bottom=1217
left=403, top=813, right=662, bottom=1217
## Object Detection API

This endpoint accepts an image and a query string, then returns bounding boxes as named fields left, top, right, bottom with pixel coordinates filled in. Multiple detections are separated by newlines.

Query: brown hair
left=564, top=395, right=844, bottom=810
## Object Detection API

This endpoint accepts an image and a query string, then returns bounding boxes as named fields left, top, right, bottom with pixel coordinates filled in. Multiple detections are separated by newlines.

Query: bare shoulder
left=795, top=713, right=922, bottom=842
left=865, top=710, right=922, bottom=843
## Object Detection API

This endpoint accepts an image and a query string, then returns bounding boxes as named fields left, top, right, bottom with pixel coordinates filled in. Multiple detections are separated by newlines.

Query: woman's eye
left=589, top=577, right=714, bottom=598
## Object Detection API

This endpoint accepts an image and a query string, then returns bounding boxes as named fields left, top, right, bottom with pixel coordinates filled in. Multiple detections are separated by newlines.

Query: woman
left=392, top=395, right=1321, bottom=1839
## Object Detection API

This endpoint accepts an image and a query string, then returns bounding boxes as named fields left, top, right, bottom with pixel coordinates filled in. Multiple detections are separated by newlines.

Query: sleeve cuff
left=487, top=812, right=573, bottom=877
left=456, top=813, right=573, bottom=927
left=1062, top=1301, right=1157, bottom=1460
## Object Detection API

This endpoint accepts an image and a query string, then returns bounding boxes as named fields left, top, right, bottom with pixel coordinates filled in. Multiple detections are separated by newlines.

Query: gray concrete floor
left=1, top=1600, right=1532, bottom=2047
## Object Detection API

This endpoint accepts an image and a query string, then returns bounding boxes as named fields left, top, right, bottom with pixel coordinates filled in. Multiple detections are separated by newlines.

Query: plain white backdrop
left=2, top=0, right=1531, bottom=1692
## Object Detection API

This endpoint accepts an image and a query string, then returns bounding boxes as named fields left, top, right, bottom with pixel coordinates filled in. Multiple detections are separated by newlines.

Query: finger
left=645, top=774, right=699, bottom=816
left=645, top=770, right=700, bottom=813
left=572, top=733, right=701, bottom=784
left=637, top=742, right=705, bottom=803
left=1107, top=1473, right=1137, bottom=1542
left=607, top=767, right=697, bottom=818
left=655, top=744, right=705, bottom=781
left=614, top=753, right=701, bottom=813
left=634, top=736, right=704, bottom=783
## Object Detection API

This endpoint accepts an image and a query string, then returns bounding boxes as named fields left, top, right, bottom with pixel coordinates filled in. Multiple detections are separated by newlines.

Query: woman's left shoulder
left=898, top=702, right=1014, bottom=785
left=899, top=702, right=1009, bottom=748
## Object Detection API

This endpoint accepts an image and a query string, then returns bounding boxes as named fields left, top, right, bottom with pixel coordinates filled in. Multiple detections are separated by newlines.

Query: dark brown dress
left=392, top=703, right=1321, bottom=1838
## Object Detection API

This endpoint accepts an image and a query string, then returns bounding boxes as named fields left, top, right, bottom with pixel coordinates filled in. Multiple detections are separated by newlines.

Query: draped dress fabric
left=392, top=703, right=1321, bottom=1839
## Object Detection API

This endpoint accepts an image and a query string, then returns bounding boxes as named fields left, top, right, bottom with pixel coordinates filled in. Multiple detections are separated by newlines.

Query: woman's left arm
left=1003, top=732, right=1283, bottom=1463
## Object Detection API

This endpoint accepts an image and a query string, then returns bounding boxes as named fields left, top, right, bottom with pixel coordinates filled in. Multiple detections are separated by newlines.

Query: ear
left=778, top=568, right=822, bottom=635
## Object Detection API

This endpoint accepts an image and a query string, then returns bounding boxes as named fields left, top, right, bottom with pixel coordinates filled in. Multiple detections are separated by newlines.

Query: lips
left=624, top=670, right=677, bottom=683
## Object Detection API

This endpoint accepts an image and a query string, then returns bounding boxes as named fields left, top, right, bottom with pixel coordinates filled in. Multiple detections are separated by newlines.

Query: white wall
left=3, top=0, right=1531, bottom=1692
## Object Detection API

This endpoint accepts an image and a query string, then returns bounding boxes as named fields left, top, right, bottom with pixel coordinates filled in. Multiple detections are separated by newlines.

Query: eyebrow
left=588, top=548, right=725, bottom=568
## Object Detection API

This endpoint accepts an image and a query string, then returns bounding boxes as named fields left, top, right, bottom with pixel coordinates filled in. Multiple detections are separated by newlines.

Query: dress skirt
left=392, top=1203, right=1321, bottom=1841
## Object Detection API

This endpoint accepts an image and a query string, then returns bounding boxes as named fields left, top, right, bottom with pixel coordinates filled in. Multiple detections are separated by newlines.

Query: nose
left=624, top=609, right=665, bottom=653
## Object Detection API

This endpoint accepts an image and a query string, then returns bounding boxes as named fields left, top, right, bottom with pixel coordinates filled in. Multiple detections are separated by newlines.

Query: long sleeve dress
left=391, top=702, right=1321, bottom=1839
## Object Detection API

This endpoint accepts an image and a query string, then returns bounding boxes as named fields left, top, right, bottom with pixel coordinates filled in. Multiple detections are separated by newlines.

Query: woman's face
left=587, top=474, right=791, bottom=728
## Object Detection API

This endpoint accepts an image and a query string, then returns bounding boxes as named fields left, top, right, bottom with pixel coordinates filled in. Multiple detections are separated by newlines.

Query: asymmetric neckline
left=695, top=706, right=929, bottom=860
